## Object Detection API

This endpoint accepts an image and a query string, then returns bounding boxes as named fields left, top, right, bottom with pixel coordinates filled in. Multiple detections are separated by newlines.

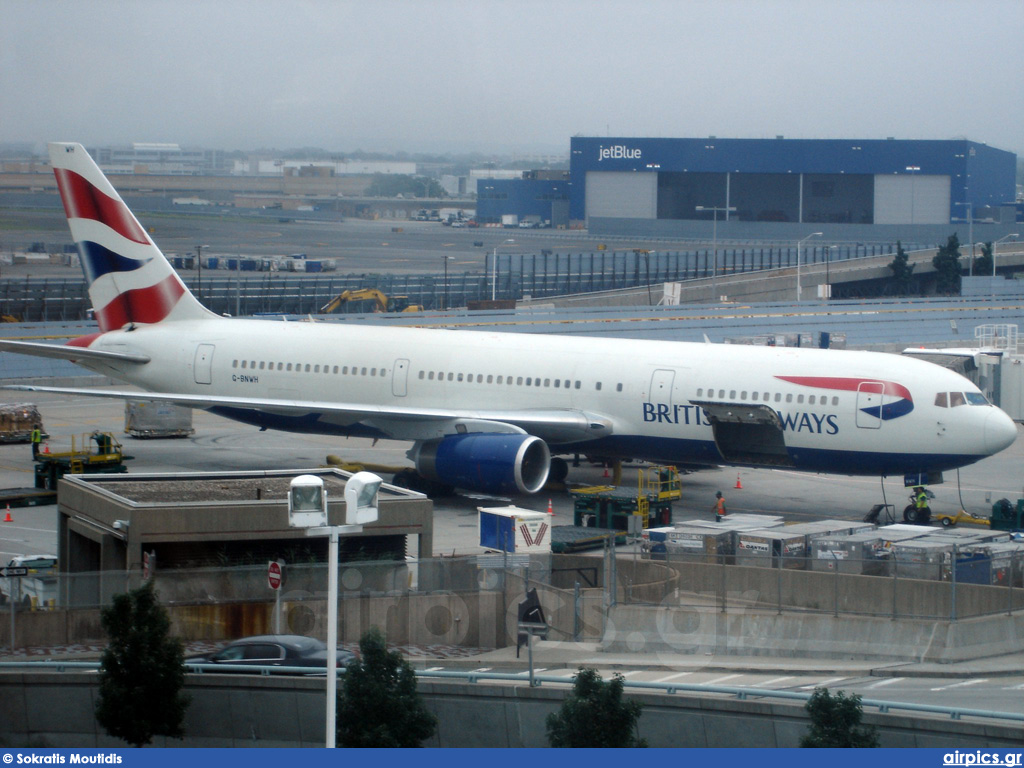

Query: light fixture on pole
left=796, top=232, right=823, bottom=302
left=695, top=205, right=735, bottom=303
left=290, top=472, right=381, bottom=749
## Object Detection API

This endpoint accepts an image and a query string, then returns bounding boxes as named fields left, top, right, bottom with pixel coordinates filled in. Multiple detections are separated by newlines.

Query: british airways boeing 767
left=0, top=143, right=1016, bottom=495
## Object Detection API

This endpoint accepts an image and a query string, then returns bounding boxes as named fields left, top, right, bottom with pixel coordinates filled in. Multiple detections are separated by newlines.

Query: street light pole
left=796, top=233, right=823, bottom=302
left=955, top=201, right=974, bottom=275
left=695, top=205, right=735, bottom=303
left=906, top=166, right=920, bottom=225
left=195, top=244, right=208, bottom=303
left=993, top=233, right=1021, bottom=278
left=442, top=255, right=453, bottom=310
left=492, top=238, right=514, bottom=302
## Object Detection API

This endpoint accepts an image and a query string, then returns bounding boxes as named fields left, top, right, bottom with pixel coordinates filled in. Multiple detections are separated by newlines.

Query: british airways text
left=642, top=403, right=839, bottom=435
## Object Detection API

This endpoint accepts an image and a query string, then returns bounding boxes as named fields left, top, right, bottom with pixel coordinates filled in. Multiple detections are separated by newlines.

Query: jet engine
left=412, top=433, right=551, bottom=495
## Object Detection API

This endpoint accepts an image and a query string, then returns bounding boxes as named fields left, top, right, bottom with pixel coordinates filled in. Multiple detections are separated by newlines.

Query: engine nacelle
left=413, top=433, right=551, bottom=495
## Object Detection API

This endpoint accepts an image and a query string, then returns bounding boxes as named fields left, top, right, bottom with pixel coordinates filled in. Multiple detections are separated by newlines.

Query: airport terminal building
left=565, top=136, right=1018, bottom=241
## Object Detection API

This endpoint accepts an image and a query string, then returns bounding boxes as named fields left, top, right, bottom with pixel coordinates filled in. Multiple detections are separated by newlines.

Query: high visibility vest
left=916, top=492, right=928, bottom=509
left=31, top=428, right=41, bottom=443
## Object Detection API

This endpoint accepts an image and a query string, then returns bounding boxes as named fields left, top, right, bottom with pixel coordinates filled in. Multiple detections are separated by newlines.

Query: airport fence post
left=950, top=545, right=957, bottom=622
left=720, top=552, right=727, bottom=613
left=573, top=581, right=581, bottom=641
left=776, top=558, right=782, bottom=615
left=892, top=559, right=898, bottom=620
left=8, top=577, right=15, bottom=655
left=833, top=559, right=840, bottom=618
left=1008, top=554, right=1015, bottom=616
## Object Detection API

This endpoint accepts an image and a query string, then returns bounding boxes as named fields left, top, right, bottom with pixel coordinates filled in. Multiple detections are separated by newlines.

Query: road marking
left=425, top=666, right=444, bottom=672
left=799, top=677, right=848, bottom=690
left=653, top=671, right=692, bottom=683
left=703, top=673, right=741, bottom=686
left=930, top=678, right=988, bottom=691
left=517, top=668, right=546, bottom=675
left=754, top=676, right=794, bottom=688
left=865, top=677, right=904, bottom=689
left=473, top=667, right=492, bottom=673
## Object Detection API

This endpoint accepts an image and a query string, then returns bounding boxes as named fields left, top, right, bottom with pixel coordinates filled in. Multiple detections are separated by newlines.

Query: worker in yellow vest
left=31, top=425, right=42, bottom=459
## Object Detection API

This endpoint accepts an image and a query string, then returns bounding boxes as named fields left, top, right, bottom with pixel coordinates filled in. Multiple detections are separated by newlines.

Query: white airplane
left=0, top=143, right=1017, bottom=495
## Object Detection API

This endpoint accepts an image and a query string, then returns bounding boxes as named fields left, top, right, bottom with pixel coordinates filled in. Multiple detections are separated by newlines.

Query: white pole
left=491, top=246, right=497, bottom=301
left=325, top=528, right=339, bottom=748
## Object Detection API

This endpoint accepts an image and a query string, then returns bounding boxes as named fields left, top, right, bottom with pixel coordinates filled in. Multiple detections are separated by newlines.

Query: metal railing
left=2, top=660, right=1021, bottom=724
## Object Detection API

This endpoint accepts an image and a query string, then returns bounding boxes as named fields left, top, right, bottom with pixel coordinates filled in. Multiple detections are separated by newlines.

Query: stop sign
left=268, top=560, right=283, bottom=590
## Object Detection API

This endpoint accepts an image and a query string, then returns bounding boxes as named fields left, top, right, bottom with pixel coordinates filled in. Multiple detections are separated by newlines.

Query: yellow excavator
left=320, top=289, right=423, bottom=314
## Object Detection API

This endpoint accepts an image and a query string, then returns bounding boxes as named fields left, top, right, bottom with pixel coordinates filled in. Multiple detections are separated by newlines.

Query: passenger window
left=555, top=380, right=561, bottom=388
left=487, top=375, right=493, bottom=384
left=544, top=379, right=551, bottom=387
left=935, top=392, right=948, bottom=408
left=277, top=363, right=283, bottom=371
left=517, top=377, right=523, bottom=385
left=333, top=366, right=339, bottom=374
left=832, top=396, right=838, bottom=406
left=808, top=395, right=815, bottom=405
left=314, top=365, right=320, bottom=373
left=785, top=394, right=792, bottom=403
left=497, top=376, right=503, bottom=384
left=697, top=388, right=703, bottom=397
left=774, top=393, right=781, bottom=402
left=729, top=390, right=736, bottom=399
left=241, top=360, right=247, bottom=369
left=535, top=378, right=542, bottom=387
left=797, top=395, right=804, bottom=404
left=232, top=360, right=238, bottom=368
left=575, top=381, right=581, bottom=389
left=616, top=383, right=623, bottom=392
left=719, top=390, right=726, bottom=398
left=751, top=392, right=758, bottom=401
left=477, top=375, right=484, bottom=383
left=525, top=377, right=532, bottom=386
left=764, top=393, right=770, bottom=401
left=418, top=371, right=425, bottom=379
left=596, top=382, right=602, bottom=391
left=950, top=392, right=966, bottom=407
left=361, top=367, right=367, bottom=376
left=457, top=373, right=464, bottom=382
left=286, top=363, right=293, bottom=371
left=447, top=373, right=453, bottom=381
left=740, top=391, right=747, bottom=400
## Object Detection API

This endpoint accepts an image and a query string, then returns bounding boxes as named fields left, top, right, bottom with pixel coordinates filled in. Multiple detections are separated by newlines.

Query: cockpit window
left=966, top=392, right=989, bottom=406
left=934, top=393, right=948, bottom=408
left=949, top=391, right=967, bottom=407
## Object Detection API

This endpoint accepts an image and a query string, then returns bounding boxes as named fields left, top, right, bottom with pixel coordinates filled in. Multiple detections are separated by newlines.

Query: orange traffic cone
left=3, top=505, right=12, bottom=523
left=42, top=442, right=50, bottom=454
left=547, top=499, right=554, bottom=516
left=734, top=474, right=743, bottom=490
left=602, top=465, right=610, bottom=479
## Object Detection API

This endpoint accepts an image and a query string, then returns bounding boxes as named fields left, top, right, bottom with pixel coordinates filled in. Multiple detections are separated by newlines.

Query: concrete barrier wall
left=602, top=603, right=1024, bottom=662
left=1, top=672, right=1020, bottom=748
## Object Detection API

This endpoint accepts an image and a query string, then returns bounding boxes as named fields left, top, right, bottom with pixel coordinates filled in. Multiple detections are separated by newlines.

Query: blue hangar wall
left=477, top=178, right=570, bottom=226
left=568, top=137, right=1017, bottom=238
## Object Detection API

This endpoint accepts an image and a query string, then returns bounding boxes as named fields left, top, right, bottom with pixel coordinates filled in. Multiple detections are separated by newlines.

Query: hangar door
left=585, top=171, right=657, bottom=224
left=873, top=174, right=950, bottom=225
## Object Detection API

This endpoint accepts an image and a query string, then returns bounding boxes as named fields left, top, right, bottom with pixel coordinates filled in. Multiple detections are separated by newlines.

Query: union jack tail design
left=49, top=142, right=211, bottom=332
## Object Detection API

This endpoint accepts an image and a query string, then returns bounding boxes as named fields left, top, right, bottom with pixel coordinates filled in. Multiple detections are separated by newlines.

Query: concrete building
left=90, top=143, right=227, bottom=175
left=568, top=136, right=1018, bottom=241
left=57, top=468, right=432, bottom=605
left=476, top=174, right=570, bottom=227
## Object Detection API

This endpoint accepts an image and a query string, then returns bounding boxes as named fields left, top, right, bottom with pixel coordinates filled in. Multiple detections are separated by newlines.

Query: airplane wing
left=2, top=384, right=612, bottom=444
left=0, top=340, right=150, bottom=364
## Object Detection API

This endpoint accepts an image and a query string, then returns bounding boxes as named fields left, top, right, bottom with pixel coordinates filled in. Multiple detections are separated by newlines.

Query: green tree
left=336, top=627, right=437, bottom=747
left=546, top=667, right=647, bottom=748
left=364, top=174, right=445, bottom=198
left=932, top=233, right=963, bottom=294
left=800, top=687, right=879, bottom=748
left=973, top=241, right=994, bottom=277
left=887, top=241, right=916, bottom=295
left=95, top=581, right=190, bottom=747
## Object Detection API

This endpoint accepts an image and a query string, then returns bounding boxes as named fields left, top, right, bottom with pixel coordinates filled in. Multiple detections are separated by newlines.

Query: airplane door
left=392, top=358, right=409, bottom=397
left=855, top=381, right=884, bottom=429
left=648, top=369, right=676, bottom=405
left=194, top=344, right=215, bottom=385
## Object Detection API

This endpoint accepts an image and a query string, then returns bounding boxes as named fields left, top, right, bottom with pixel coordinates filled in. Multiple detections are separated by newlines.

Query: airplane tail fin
left=48, top=142, right=213, bottom=332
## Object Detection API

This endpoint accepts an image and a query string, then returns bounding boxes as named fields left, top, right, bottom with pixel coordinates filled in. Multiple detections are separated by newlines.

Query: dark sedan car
left=185, top=634, right=355, bottom=673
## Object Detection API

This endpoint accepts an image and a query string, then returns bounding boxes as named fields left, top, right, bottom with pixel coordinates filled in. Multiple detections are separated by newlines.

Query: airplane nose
left=984, top=409, right=1018, bottom=455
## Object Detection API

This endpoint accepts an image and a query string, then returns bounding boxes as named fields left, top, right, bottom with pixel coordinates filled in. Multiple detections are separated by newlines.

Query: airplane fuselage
left=74, top=317, right=1016, bottom=477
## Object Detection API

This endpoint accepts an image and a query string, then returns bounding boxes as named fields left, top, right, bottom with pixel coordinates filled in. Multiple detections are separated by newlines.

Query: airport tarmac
left=1, top=384, right=1021, bottom=562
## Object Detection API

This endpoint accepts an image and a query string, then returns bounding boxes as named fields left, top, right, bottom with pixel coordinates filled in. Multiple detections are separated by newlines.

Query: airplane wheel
left=903, top=504, right=917, bottom=523
left=548, top=458, right=569, bottom=484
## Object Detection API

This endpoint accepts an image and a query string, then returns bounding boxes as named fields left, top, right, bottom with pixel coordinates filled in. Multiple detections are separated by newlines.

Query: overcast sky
left=2, top=0, right=1022, bottom=156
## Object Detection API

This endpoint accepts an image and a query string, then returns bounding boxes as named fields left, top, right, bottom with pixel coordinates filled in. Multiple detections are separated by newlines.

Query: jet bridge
left=691, top=401, right=795, bottom=468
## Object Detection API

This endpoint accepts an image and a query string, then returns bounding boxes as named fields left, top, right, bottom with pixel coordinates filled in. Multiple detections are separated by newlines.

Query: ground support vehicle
left=0, top=403, right=46, bottom=444
left=34, top=431, right=131, bottom=490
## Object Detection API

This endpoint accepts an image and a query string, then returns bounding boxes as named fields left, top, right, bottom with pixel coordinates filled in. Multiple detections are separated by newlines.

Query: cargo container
left=478, top=506, right=551, bottom=554
left=891, top=539, right=954, bottom=580
left=810, top=531, right=891, bottom=575
left=663, top=526, right=732, bottom=561
left=124, top=401, right=195, bottom=438
left=735, top=529, right=807, bottom=569
left=960, top=541, right=1024, bottom=586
